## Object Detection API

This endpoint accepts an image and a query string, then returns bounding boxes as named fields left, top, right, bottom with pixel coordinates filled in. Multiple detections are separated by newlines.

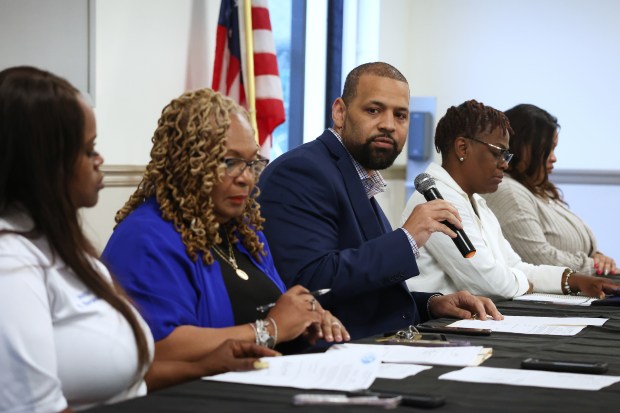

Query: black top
left=213, top=229, right=281, bottom=324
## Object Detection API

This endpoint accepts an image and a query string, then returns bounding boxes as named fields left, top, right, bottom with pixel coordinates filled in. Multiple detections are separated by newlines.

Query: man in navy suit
left=258, top=62, right=501, bottom=340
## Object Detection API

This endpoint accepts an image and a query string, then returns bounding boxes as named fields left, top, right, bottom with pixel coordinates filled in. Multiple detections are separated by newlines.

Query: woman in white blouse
left=483, top=104, right=616, bottom=276
left=0, top=66, right=277, bottom=413
left=401, top=100, right=619, bottom=301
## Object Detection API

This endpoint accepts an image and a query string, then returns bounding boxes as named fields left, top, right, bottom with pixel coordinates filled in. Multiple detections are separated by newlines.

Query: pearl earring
left=459, top=157, right=464, bottom=162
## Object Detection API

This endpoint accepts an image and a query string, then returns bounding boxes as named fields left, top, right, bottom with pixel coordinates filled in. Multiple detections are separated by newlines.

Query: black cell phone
left=349, top=391, right=446, bottom=408
left=521, top=357, right=608, bottom=374
left=591, top=296, right=620, bottom=306
left=415, top=325, right=492, bottom=336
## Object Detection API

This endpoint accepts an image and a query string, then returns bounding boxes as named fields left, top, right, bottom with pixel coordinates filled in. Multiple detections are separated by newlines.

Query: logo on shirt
left=76, top=290, right=99, bottom=308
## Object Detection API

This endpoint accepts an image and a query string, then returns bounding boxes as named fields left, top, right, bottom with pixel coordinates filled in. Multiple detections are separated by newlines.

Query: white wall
left=378, top=0, right=620, bottom=260
left=556, top=183, right=620, bottom=261
left=95, top=0, right=220, bottom=165
left=78, top=0, right=222, bottom=251
left=399, top=0, right=620, bottom=171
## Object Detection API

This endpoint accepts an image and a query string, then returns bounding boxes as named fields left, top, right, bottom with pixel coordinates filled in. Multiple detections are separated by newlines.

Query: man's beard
left=347, top=135, right=401, bottom=170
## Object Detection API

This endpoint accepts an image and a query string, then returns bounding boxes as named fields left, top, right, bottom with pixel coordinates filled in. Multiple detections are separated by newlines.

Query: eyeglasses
left=395, top=325, right=421, bottom=340
left=466, top=137, right=513, bottom=164
left=222, top=157, right=269, bottom=178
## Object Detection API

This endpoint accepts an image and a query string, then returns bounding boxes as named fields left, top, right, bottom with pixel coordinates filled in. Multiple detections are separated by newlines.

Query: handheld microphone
left=414, top=173, right=476, bottom=258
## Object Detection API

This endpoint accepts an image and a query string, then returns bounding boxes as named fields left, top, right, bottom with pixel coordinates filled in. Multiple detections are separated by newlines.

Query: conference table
left=87, top=297, right=620, bottom=412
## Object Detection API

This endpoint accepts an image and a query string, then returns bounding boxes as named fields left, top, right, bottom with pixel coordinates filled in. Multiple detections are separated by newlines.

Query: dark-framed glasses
left=222, top=157, right=269, bottom=178
left=466, top=136, right=513, bottom=164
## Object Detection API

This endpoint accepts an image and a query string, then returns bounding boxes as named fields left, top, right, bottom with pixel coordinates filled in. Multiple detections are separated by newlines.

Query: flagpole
left=242, top=0, right=259, bottom=144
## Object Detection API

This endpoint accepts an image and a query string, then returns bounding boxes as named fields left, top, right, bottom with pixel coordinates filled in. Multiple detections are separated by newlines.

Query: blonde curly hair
left=115, top=88, right=265, bottom=264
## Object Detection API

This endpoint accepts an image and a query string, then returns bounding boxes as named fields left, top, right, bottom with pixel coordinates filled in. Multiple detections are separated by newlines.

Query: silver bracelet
left=254, top=318, right=276, bottom=348
left=267, top=317, right=278, bottom=347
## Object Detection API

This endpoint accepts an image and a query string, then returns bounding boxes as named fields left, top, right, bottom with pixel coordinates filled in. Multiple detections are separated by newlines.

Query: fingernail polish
left=597, top=270, right=603, bottom=275
left=253, top=361, right=269, bottom=369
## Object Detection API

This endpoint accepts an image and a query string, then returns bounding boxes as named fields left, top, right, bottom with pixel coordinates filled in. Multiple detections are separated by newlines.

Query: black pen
left=256, top=289, right=331, bottom=313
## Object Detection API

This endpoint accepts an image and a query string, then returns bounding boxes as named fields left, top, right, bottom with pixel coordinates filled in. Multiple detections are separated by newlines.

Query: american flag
left=212, top=0, right=285, bottom=156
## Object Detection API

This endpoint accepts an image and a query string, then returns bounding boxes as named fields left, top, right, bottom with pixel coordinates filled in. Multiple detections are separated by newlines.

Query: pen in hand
left=256, top=289, right=331, bottom=313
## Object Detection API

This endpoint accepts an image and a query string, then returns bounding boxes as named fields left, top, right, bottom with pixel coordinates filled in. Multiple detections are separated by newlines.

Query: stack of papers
left=204, top=342, right=494, bottom=391
left=448, top=315, right=607, bottom=336
left=333, top=343, right=491, bottom=367
left=204, top=344, right=382, bottom=391
left=513, top=293, right=597, bottom=306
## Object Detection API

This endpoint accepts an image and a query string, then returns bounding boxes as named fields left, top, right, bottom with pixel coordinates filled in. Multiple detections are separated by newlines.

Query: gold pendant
left=236, top=268, right=249, bottom=281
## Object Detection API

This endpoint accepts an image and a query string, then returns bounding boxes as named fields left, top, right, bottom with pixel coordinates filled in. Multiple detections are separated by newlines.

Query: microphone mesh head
left=414, top=173, right=436, bottom=194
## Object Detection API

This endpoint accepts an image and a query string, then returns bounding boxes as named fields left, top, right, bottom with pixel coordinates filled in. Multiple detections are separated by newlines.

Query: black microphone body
left=415, top=174, right=476, bottom=258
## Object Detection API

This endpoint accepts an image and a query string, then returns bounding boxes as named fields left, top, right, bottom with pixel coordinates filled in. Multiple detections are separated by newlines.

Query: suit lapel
left=317, top=131, right=387, bottom=240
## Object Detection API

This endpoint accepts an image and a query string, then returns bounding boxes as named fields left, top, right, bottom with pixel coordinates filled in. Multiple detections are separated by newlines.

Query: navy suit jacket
left=258, top=130, right=435, bottom=340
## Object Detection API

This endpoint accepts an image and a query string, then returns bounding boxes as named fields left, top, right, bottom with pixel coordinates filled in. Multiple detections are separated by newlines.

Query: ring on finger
left=310, top=299, right=316, bottom=311
left=331, top=322, right=341, bottom=327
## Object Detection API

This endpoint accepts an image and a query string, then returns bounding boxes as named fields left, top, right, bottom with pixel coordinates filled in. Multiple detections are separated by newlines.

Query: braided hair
left=115, top=89, right=265, bottom=264
left=435, top=99, right=513, bottom=158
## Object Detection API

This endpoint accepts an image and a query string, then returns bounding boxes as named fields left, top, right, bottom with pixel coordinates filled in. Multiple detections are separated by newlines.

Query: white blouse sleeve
left=427, top=192, right=531, bottom=299
left=0, top=252, right=68, bottom=413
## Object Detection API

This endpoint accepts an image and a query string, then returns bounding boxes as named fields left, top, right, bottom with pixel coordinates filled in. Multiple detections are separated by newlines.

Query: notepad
left=513, top=293, right=597, bottom=306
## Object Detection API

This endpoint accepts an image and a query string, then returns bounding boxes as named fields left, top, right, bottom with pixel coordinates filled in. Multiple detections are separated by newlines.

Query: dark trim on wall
left=550, top=169, right=620, bottom=185
left=324, top=0, right=343, bottom=129
left=287, top=0, right=306, bottom=150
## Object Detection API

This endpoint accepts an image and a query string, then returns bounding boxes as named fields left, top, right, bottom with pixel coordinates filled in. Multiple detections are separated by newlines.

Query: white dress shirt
left=401, top=163, right=563, bottom=301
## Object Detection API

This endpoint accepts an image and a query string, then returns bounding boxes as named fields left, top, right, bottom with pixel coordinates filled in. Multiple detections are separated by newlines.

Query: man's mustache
left=367, top=133, right=396, bottom=147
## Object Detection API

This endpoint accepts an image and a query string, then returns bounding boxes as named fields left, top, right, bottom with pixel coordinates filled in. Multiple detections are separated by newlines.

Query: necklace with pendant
left=212, top=238, right=249, bottom=281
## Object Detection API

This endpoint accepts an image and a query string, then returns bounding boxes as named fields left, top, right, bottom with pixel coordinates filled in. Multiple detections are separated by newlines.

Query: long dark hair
left=0, top=66, right=149, bottom=375
left=504, top=103, right=563, bottom=202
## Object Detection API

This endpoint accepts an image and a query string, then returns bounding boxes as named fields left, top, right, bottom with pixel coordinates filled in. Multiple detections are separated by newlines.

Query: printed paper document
left=376, top=363, right=432, bottom=379
left=332, top=343, right=491, bottom=367
left=204, top=344, right=381, bottom=391
left=513, top=293, right=597, bottom=306
left=440, top=366, right=620, bottom=391
left=448, top=315, right=607, bottom=335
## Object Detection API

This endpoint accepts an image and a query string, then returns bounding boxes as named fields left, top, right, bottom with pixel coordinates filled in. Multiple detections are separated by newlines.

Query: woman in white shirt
left=483, top=104, right=616, bottom=276
left=0, top=66, right=277, bottom=413
left=401, top=99, right=619, bottom=301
